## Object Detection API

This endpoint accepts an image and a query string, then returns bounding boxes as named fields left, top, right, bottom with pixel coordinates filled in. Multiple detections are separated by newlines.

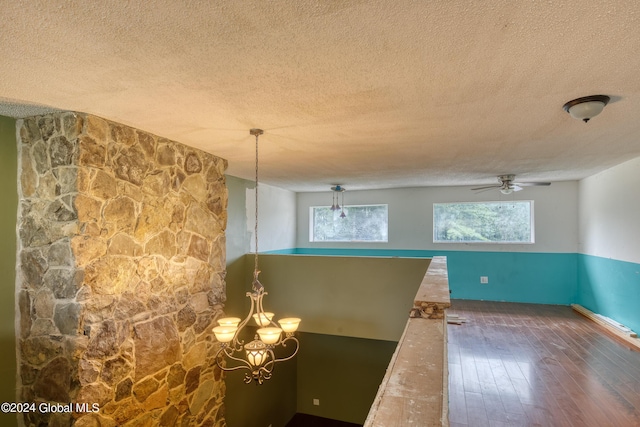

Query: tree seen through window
left=433, top=201, right=533, bottom=243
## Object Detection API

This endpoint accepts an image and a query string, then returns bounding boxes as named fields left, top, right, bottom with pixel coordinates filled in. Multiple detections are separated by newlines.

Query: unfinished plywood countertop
left=364, top=256, right=450, bottom=427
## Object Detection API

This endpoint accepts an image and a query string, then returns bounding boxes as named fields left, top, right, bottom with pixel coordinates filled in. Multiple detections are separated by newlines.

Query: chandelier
left=213, top=128, right=301, bottom=384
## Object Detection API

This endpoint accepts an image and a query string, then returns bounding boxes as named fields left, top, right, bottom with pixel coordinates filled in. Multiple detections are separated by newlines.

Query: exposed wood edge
left=442, top=312, right=450, bottom=427
left=363, top=318, right=410, bottom=426
left=414, top=256, right=451, bottom=308
left=571, top=304, right=640, bottom=351
left=365, top=257, right=450, bottom=427
left=363, top=318, right=447, bottom=427
left=411, top=256, right=451, bottom=320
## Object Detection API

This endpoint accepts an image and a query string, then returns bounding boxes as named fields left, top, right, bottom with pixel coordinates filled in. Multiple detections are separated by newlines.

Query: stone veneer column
left=16, top=112, right=228, bottom=427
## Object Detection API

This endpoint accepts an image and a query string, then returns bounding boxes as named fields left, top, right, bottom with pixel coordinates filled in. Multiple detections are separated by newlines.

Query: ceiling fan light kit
left=330, top=185, right=347, bottom=218
left=500, top=187, right=515, bottom=195
left=563, top=95, right=610, bottom=123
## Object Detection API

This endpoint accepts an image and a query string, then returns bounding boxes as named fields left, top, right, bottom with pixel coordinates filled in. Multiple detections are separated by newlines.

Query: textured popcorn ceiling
left=2, top=0, right=640, bottom=191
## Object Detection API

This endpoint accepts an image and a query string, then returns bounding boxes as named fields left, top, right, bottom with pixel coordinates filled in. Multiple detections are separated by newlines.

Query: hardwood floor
left=447, top=300, right=640, bottom=427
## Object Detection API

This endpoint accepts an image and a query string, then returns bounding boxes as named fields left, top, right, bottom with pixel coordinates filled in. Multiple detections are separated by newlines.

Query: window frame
left=309, top=203, right=389, bottom=243
left=432, top=200, right=535, bottom=244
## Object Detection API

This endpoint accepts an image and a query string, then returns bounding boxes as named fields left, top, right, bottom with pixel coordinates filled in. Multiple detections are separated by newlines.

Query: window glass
left=433, top=201, right=534, bottom=243
left=310, top=204, right=388, bottom=242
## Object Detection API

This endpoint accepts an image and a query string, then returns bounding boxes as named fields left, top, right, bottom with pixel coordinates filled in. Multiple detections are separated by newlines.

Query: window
left=433, top=201, right=534, bottom=243
left=310, top=204, right=388, bottom=242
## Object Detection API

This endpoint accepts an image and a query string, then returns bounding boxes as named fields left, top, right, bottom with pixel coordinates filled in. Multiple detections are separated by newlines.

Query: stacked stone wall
left=16, top=112, right=228, bottom=426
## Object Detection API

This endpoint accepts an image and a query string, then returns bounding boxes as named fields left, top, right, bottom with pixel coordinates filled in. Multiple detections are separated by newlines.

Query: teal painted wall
left=0, top=116, right=18, bottom=427
left=266, top=248, right=577, bottom=305
left=445, top=251, right=576, bottom=304
left=577, top=254, right=640, bottom=335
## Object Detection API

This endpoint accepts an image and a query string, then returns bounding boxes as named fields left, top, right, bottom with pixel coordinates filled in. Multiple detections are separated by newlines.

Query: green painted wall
left=225, top=351, right=297, bottom=427
left=250, top=254, right=429, bottom=423
left=225, top=176, right=254, bottom=316
left=296, top=333, right=397, bottom=424
left=0, top=116, right=17, bottom=427
left=254, top=254, right=430, bottom=341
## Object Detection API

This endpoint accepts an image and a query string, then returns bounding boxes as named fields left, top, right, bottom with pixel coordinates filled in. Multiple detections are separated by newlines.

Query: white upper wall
left=250, top=182, right=297, bottom=252
left=297, top=182, right=579, bottom=253
left=578, top=156, right=640, bottom=263
left=227, top=176, right=297, bottom=254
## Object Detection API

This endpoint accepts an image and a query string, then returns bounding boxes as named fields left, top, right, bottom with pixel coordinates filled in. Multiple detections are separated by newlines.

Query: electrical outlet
left=313, top=398, right=320, bottom=406
left=480, top=276, right=489, bottom=284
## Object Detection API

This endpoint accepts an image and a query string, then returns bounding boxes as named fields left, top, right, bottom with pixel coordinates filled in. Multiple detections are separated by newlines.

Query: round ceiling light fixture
left=563, top=95, right=610, bottom=123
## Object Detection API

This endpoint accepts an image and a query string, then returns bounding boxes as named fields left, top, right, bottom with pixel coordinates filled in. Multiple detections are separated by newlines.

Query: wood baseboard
left=571, top=304, right=640, bottom=351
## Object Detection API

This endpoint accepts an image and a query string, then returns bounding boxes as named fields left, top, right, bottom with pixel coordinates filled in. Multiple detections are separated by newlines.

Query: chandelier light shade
left=213, top=129, right=300, bottom=385
left=563, top=95, right=610, bottom=123
left=212, top=326, right=238, bottom=343
left=245, top=340, right=268, bottom=367
left=279, top=317, right=302, bottom=333
left=217, top=317, right=241, bottom=327
left=252, top=312, right=274, bottom=327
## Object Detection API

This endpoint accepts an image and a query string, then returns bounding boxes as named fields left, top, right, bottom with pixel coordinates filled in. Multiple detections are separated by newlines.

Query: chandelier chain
left=254, top=131, right=259, bottom=275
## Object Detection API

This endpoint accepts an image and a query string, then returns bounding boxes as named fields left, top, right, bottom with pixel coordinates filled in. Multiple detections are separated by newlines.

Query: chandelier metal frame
left=213, top=128, right=300, bottom=385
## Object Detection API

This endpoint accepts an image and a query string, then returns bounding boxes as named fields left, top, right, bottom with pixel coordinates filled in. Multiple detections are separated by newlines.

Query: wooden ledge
left=365, top=256, right=450, bottom=427
left=411, top=256, right=451, bottom=320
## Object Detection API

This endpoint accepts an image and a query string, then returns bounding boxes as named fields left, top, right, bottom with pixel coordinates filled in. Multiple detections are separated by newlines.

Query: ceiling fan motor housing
left=498, top=174, right=515, bottom=184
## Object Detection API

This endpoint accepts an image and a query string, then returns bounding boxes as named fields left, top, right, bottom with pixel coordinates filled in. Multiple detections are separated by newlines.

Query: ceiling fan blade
left=473, top=187, right=499, bottom=194
left=471, top=185, right=500, bottom=191
left=513, top=182, right=551, bottom=187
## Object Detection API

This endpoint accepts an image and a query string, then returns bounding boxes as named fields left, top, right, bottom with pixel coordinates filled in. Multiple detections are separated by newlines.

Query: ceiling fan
left=471, top=174, right=551, bottom=194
